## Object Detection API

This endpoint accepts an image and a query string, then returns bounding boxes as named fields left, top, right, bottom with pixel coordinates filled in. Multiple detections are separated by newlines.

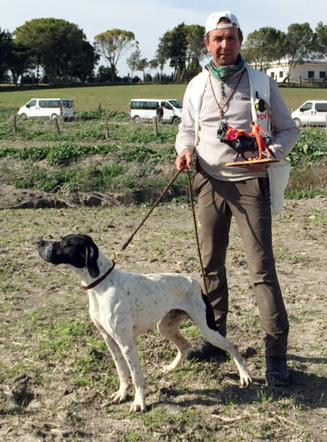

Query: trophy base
left=225, top=158, right=279, bottom=167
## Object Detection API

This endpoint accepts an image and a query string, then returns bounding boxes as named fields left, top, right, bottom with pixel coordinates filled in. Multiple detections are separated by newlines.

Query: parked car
left=291, top=100, right=327, bottom=127
left=17, top=98, right=76, bottom=121
left=129, top=99, right=182, bottom=125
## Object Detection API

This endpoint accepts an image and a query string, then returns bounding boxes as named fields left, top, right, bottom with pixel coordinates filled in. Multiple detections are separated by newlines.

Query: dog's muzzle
left=37, top=239, right=56, bottom=263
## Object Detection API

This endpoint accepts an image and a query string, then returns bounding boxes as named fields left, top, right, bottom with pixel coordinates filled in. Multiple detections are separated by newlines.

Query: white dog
left=38, top=234, right=252, bottom=412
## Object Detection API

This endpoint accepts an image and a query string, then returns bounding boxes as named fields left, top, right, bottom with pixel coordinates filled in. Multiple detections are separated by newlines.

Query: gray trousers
left=194, top=168, right=289, bottom=357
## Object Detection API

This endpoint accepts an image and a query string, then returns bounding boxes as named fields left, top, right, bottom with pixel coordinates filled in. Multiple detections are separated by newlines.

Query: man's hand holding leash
left=175, top=148, right=193, bottom=171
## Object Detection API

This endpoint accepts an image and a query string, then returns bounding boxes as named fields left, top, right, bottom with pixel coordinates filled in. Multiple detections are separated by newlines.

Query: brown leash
left=186, top=169, right=209, bottom=296
left=116, top=167, right=209, bottom=296
left=120, top=169, right=183, bottom=251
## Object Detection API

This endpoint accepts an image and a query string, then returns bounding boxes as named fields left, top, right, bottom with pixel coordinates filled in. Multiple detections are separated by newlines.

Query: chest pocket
left=232, top=93, right=252, bottom=122
left=234, top=93, right=251, bottom=102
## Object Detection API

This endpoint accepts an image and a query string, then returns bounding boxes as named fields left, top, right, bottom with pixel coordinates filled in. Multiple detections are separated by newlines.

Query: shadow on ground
left=152, top=356, right=327, bottom=410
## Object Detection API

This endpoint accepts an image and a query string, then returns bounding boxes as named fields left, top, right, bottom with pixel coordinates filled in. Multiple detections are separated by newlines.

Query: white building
left=266, top=59, right=327, bottom=83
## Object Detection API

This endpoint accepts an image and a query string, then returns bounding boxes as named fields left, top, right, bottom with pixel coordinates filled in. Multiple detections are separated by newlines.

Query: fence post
left=104, top=115, right=109, bottom=139
left=325, top=115, right=327, bottom=135
left=54, top=118, right=61, bottom=135
left=13, top=113, right=17, bottom=135
left=154, top=117, right=159, bottom=136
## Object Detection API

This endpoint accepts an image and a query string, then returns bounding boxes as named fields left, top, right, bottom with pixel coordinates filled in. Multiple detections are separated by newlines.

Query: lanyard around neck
left=208, top=69, right=245, bottom=119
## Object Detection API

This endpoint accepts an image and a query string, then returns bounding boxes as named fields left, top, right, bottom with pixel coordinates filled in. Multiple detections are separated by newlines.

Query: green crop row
left=1, top=127, right=325, bottom=165
left=0, top=142, right=176, bottom=166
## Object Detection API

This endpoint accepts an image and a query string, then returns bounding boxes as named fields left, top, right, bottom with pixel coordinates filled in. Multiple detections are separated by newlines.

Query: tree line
left=242, top=23, right=327, bottom=82
left=0, top=17, right=326, bottom=85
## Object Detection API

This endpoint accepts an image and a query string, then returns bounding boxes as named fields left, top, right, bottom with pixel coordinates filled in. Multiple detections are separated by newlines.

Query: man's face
left=205, top=27, right=242, bottom=67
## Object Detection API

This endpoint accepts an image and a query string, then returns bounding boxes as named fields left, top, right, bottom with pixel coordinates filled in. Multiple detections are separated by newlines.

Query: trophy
left=217, top=119, right=279, bottom=167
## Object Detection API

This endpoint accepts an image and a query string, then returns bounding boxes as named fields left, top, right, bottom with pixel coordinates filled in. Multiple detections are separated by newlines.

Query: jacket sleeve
left=269, top=78, right=300, bottom=159
left=175, top=81, right=196, bottom=155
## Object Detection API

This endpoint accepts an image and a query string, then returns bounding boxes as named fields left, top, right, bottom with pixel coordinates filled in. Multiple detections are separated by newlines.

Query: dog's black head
left=37, top=234, right=100, bottom=278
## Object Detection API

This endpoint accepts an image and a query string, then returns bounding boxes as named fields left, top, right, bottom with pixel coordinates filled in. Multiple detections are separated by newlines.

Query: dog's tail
left=201, top=291, right=218, bottom=331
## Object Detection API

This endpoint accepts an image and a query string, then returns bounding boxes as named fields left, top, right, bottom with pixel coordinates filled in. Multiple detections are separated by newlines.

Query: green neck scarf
left=207, top=56, right=245, bottom=83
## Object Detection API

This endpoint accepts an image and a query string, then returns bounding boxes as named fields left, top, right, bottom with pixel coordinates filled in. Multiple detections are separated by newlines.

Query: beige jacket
left=175, top=66, right=300, bottom=182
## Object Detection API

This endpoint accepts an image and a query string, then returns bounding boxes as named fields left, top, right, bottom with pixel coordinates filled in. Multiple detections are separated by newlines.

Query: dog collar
left=82, top=261, right=116, bottom=291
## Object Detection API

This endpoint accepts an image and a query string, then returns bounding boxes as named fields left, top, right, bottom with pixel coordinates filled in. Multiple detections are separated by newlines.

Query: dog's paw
left=130, top=400, right=146, bottom=413
left=111, top=388, right=128, bottom=404
left=239, top=371, right=252, bottom=388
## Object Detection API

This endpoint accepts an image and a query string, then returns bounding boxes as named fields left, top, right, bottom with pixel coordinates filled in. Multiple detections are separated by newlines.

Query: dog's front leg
left=92, top=320, right=130, bottom=404
left=101, top=332, right=130, bottom=404
left=115, top=335, right=146, bottom=413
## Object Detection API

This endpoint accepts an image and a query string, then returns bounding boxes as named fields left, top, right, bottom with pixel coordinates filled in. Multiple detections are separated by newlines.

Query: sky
left=1, top=0, right=326, bottom=76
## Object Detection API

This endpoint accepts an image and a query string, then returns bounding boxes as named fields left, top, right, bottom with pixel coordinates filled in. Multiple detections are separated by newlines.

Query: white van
left=291, top=100, right=327, bottom=127
left=17, top=98, right=76, bottom=121
left=130, top=99, right=182, bottom=125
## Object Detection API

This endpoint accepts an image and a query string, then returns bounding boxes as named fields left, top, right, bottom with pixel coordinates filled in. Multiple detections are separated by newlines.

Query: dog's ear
left=85, top=238, right=100, bottom=278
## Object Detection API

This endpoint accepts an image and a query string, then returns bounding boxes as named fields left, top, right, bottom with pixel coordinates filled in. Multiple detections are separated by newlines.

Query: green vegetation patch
left=288, top=128, right=327, bottom=165
left=0, top=102, right=326, bottom=204
left=1, top=309, right=117, bottom=390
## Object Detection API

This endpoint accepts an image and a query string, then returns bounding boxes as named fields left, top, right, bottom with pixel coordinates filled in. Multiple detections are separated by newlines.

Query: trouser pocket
left=192, top=159, right=213, bottom=196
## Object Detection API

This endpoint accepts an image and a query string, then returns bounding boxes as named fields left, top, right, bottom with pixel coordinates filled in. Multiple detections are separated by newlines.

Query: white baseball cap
left=205, top=11, right=240, bottom=34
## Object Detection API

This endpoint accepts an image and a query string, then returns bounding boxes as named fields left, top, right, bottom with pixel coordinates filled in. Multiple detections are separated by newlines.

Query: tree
left=15, top=18, right=96, bottom=83
left=0, top=29, right=13, bottom=81
left=148, top=59, right=159, bottom=82
left=242, top=27, right=287, bottom=70
left=97, top=65, right=117, bottom=83
left=184, top=56, right=202, bottom=81
left=185, top=24, right=206, bottom=65
left=157, top=23, right=206, bottom=82
left=315, top=22, right=327, bottom=57
left=157, top=23, right=188, bottom=81
left=69, top=40, right=99, bottom=83
left=155, top=39, right=168, bottom=82
left=127, top=43, right=141, bottom=80
left=136, top=58, right=149, bottom=82
left=149, top=58, right=159, bottom=71
left=7, top=41, right=30, bottom=84
left=95, top=29, right=135, bottom=82
left=0, top=29, right=29, bottom=84
left=283, top=23, right=315, bottom=81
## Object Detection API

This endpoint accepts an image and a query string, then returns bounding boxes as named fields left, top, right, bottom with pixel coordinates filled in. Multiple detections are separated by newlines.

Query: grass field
left=0, top=84, right=185, bottom=114
left=1, top=83, right=327, bottom=113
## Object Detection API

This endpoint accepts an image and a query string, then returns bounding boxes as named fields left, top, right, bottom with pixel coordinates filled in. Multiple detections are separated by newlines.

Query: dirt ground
left=0, top=193, right=326, bottom=441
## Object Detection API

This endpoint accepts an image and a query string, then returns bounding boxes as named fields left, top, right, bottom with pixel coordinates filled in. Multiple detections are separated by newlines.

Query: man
left=175, top=11, right=299, bottom=387
left=156, top=102, right=164, bottom=122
